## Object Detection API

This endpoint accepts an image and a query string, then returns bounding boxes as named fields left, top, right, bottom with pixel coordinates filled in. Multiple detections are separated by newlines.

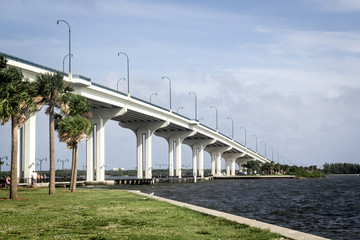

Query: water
left=111, top=175, right=360, bottom=240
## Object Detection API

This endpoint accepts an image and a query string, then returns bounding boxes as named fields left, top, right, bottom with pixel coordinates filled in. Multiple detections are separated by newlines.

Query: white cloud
left=255, top=26, right=360, bottom=55
left=310, top=0, right=360, bottom=12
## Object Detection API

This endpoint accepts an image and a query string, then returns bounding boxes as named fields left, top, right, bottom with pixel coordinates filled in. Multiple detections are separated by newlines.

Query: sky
left=1, top=0, right=360, bottom=172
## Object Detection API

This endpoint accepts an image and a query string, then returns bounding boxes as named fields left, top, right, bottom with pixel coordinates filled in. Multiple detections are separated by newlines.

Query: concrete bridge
left=2, top=52, right=269, bottom=182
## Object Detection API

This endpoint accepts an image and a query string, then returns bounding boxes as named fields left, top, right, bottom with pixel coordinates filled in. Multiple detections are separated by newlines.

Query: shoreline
left=130, top=190, right=330, bottom=240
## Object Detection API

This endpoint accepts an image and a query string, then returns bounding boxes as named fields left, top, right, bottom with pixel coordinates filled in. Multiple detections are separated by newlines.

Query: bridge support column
left=226, top=159, right=231, bottom=176
left=120, top=121, right=169, bottom=179
left=222, top=153, right=245, bottom=176
left=192, top=146, right=197, bottom=177
left=205, top=146, right=232, bottom=176
left=231, top=159, right=236, bottom=175
left=86, top=132, right=94, bottom=181
left=155, top=131, right=195, bottom=178
left=236, top=158, right=250, bottom=174
left=88, top=108, right=126, bottom=181
left=24, top=112, right=36, bottom=183
left=183, top=139, right=215, bottom=178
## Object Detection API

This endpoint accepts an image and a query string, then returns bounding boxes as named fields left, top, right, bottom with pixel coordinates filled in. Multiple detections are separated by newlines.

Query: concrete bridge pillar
left=236, top=157, right=250, bottom=174
left=155, top=131, right=195, bottom=178
left=183, top=139, right=215, bottom=178
left=222, top=153, right=245, bottom=176
left=24, top=112, right=36, bottom=183
left=119, top=121, right=169, bottom=179
left=205, top=146, right=232, bottom=176
left=88, top=107, right=126, bottom=181
left=16, top=112, right=36, bottom=183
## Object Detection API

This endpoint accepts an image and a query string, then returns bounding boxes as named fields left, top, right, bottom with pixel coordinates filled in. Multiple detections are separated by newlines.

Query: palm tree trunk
left=69, top=147, right=75, bottom=191
left=70, top=145, right=78, bottom=192
left=49, top=107, right=55, bottom=195
left=10, top=117, right=18, bottom=200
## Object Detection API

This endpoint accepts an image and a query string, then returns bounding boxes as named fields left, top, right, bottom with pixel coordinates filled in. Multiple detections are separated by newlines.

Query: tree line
left=241, top=160, right=323, bottom=178
left=0, top=54, right=93, bottom=199
left=323, top=162, right=360, bottom=174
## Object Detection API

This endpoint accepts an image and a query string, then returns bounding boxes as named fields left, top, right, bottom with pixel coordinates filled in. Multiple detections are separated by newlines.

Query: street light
left=240, top=127, right=247, bottom=146
left=275, top=151, right=279, bottom=163
left=210, top=106, right=218, bottom=131
left=150, top=93, right=157, bottom=103
left=260, top=141, right=267, bottom=158
left=62, top=53, right=73, bottom=74
left=182, top=165, right=190, bottom=176
left=118, top=52, right=130, bottom=96
left=162, top=76, right=172, bottom=111
left=0, top=156, right=8, bottom=172
left=117, top=78, right=125, bottom=92
left=227, top=117, right=234, bottom=140
left=177, top=106, right=183, bottom=113
left=57, top=158, right=69, bottom=171
left=189, top=92, right=197, bottom=121
left=268, top=146, right=274, bottom=162
left=36, top=157, right=47, bottom=172
left=57, top=20, right=71, bottom=78
left=156, top=163, right=167, bottom=169
left=252, top=135, right=258, bottom=153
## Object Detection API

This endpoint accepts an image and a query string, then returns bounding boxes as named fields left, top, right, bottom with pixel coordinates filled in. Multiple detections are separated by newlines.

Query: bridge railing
left=1, top=51, right=68, bottom=77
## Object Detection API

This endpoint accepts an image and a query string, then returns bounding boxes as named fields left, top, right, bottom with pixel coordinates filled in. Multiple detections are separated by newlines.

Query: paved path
left=129, top=190, right=330, bottom=240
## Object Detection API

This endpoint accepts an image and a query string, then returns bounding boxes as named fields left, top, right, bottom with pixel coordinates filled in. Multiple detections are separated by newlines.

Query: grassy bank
left=0, top=188, right=286, bottom=240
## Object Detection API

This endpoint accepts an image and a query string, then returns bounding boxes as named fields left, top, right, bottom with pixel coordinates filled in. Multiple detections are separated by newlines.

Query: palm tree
left=0, top=55, right=37, bottom=199
left=55, top=94, right=92, bottom=192
left=34, top=72, right=73, bottom=195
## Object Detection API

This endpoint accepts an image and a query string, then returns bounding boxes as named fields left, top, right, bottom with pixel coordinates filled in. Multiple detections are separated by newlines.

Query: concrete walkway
left=129, top=190, right=330, bottom=240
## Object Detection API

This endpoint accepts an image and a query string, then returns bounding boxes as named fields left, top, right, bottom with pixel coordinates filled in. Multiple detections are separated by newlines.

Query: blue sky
left=1, top=0, right=360, bottom=171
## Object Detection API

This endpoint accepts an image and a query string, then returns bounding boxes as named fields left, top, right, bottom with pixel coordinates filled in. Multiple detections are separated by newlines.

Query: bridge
left=2, top=52, right=269, bottom=182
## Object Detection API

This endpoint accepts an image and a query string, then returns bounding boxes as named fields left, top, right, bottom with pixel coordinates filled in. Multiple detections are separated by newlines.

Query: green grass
left=0, top=188, right=286, bottom=240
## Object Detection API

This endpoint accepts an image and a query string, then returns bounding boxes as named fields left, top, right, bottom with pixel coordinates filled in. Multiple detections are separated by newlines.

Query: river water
left=111, top=175, right=360, bottom=240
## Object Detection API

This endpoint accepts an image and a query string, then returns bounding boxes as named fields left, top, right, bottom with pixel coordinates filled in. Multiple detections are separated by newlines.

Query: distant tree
left=323, top=162, right=360, bottom=174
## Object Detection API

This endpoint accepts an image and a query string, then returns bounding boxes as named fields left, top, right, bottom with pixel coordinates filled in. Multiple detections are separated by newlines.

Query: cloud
left=254, top=26, right=360, bottom=55
left=310, top=0, right=360, bottom=12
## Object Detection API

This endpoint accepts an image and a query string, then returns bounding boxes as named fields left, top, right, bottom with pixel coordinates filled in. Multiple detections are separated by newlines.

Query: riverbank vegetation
left=323, top=162, right=360, bottom=174
left=241, top=160, right=323, bottom=178
left=0, top=188, right=286, bottom=240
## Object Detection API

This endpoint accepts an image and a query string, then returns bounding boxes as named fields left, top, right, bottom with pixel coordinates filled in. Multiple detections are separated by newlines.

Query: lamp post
left=252, top=135, right=258, bottom=153
left=189, top=92, right=197, bottom=121
left=36, top=157, right=47, bottom=172
left=182, top=165, right=190, bottom=176
left=177, top=106, right=183, bottom=113
left=117, top=78, right=125, bottom=92
left=275, top=151, right=279, bottom=163
left=156, top=163, right=167, bottom=177
left=62, top=53, right=73, bottom=74
left=210, top=106, right=218, bottom=131
left=118, top=52, right=130, bottom=96
left=0, top=156, right=8, bottom=173
left=156, top=163, right=167, bottom=169
left=240, top=127, right=247, bottom=146
left=57, top=20, right=71, bottom=78
left=162, top=76, right=172, bottom=111
left=227, top=117, right=234, bottom=140
left=261, top=141, right=266, bottom=158
left=150, top=93, right=157, bottom=103
left=268, top=146, right=274, bottom=162
left=57, top=159, right=69, bottom=171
